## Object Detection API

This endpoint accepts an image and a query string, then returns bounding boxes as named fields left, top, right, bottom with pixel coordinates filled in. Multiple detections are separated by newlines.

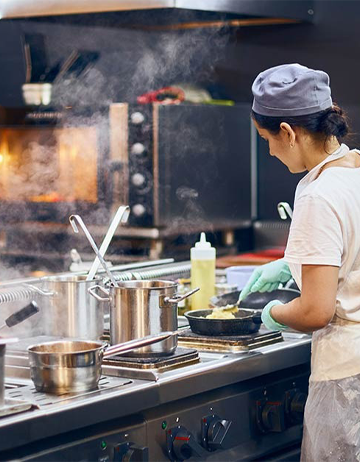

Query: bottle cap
left=195, top=232, right=211, bottom=248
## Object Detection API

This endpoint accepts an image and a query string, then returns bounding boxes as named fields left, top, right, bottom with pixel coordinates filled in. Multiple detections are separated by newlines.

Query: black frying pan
left=210, top=288, right=300, bottom=310
left=184, top=308, right=262, bottom=336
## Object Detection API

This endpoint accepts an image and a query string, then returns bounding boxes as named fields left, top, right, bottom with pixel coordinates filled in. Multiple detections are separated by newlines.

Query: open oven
left=0, top=107, right=111, bottom=224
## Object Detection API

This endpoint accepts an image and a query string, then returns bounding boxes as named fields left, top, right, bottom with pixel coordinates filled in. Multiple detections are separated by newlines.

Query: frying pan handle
left=252, top=311, right=262, bottom=324
left=164, top=287, right=200, bottom=304
left=88, top=285, right=110, bottom=302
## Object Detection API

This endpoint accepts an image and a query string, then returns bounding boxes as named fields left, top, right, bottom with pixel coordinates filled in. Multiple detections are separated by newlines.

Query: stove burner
left=178, top=328, right=283, bottom=352
left=104, top=347, right=199, bottom=370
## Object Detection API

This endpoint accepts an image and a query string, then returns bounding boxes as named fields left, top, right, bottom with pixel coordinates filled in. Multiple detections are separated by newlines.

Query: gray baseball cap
left=252, top=63, right=332, bottom=117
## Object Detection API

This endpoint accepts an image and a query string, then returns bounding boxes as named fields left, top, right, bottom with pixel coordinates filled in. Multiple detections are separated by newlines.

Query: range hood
left=0, top=0, right=314, bottom=21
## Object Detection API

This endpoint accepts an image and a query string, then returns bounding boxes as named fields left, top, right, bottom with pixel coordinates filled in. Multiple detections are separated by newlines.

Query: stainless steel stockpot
left=39, top=275, right=104, bottom=340
left=89, top=280, right=198, bottom=356
left=0, top=338, right=17, bottom=407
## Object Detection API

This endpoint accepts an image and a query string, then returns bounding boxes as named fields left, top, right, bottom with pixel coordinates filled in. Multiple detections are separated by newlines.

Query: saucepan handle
left=88, top=285, right=111, bottom=302
left=103, top=331, right=177, bottom=359
left=164, top=287, right=200, bottom=304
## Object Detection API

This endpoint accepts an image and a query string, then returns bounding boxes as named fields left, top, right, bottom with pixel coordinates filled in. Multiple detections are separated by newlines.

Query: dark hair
left=252, top=103, right=349, bottom=142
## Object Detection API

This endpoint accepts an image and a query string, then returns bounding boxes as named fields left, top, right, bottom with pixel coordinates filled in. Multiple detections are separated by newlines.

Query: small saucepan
left=28, top=332, right=176, bottom=394
left=184, top=309, right=262, bottom=336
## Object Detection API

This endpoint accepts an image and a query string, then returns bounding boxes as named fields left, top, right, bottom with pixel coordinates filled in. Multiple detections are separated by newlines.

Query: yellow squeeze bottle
left=190, top=232, right=216, bottom=310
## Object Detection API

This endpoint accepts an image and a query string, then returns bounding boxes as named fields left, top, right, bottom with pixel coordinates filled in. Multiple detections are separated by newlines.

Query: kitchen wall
left=0, top=1, right=359, bottom=222
left=226, top=0, right=360, bottom=220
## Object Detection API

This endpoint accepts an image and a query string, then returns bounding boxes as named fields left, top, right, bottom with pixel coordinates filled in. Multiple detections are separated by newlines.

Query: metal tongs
left=86, top=205, right=130, bottom=281
left=69, top=215, right=119, bottom=287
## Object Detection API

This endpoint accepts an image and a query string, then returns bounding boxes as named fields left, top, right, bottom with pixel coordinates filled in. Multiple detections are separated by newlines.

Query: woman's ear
left=280, top=122, right=296, bottom=148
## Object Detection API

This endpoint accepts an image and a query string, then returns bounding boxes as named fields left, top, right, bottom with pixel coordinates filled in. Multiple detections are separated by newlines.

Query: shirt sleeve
left=284, top=194, right=343, bottom=267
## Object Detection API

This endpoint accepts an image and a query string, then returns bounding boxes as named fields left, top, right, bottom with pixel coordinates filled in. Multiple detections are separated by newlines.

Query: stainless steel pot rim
left=110, top=279, right=178, bottom=290
left=27, top=340, right=105, bottom=355
left=41, top=275, right=103, bottom=283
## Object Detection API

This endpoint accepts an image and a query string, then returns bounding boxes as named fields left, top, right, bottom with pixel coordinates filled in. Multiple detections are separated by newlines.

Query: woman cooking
left=239, top=63, right=360, bottom=461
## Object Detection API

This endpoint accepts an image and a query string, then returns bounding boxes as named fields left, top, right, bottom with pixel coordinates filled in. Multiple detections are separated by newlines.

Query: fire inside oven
left=0, top=127, right=98, bottom=204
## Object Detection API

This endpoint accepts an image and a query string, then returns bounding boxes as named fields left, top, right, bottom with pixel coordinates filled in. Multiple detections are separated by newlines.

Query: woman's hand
left=270, top=264, right=338, bottom=332
left=239, top=259, right=292, bottom=301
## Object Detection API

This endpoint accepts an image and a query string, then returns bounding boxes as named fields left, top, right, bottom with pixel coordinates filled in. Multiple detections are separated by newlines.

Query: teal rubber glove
left=261, top=300, right=288, bottom=331
left=239, top=259, right=292, bottom=302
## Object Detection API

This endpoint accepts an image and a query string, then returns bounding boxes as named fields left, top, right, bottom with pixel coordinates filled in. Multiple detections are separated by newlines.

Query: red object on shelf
left=216, top=248, right=285, bottom=269
left=137, top=87, right=185, bottom=105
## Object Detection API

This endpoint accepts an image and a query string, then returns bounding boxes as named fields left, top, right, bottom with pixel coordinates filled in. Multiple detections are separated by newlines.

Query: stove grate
left=178, top=328, right=283, bottom=352
left=103, top=348, right=199, bottom=370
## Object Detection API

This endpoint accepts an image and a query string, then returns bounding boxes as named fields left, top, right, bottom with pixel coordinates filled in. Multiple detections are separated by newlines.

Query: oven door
left=124, top=102, right=252, bottom=228
left=0, top=108, right=119, bottom=223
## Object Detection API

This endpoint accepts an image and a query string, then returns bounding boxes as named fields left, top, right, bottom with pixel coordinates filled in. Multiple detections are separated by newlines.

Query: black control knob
left=166, top=426, right=207, bottom=461
left=262, top=402, right=286, bottom=432
left=256, top=400, right=286, bottom=433
left=131, top=143, right=146, bottom=156
left=130, top=112, right=145, bottom=125
left=285, top=389, right=307, bottom=424
left=201, top=414, right=232, bottom=451
left=114, top=442, right=149, bottom=462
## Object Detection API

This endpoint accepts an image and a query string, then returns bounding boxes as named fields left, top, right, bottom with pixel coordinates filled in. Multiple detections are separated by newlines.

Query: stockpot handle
left=23, top=284, right=54, bottom=297
left=164, top=287, right=200, bottom=304
left=88, top=285, right=111, bottom=302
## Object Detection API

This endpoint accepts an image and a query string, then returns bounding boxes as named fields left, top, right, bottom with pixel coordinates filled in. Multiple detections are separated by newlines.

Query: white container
left=190, top=232, right=216, bottom=310
left=225, top=266, right=257, bottom=290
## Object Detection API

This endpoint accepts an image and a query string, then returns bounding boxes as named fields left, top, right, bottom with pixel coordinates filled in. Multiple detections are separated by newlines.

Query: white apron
left=301, top=318, right=360, bottom=462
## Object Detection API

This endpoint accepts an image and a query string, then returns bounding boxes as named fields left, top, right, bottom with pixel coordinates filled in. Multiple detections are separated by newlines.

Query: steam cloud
left=0, top=16, right=231, bottom=284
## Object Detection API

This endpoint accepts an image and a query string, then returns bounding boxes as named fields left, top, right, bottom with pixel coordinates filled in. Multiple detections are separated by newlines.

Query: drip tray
left=102, top=348, right=200, bottom=381
left=178, top=329, right=283, bottom=352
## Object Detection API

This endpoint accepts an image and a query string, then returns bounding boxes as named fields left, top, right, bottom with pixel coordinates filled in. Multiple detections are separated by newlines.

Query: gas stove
left=1, top=332, right=312, bottom=461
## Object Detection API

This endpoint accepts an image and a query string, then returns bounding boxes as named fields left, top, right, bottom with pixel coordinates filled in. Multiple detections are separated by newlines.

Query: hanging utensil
left=23, top=43, right=32, bottom=83
left=69, top=215, right=119, bottom=287
left=70, top=248, right=83, bottom=266
left=0, top=301, right=39, bottom=331
left=277, top=202, right=293, bottom=220
left=53, top=50, right=80, bottom=84
left=86, top=205, right=130, bottom=281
